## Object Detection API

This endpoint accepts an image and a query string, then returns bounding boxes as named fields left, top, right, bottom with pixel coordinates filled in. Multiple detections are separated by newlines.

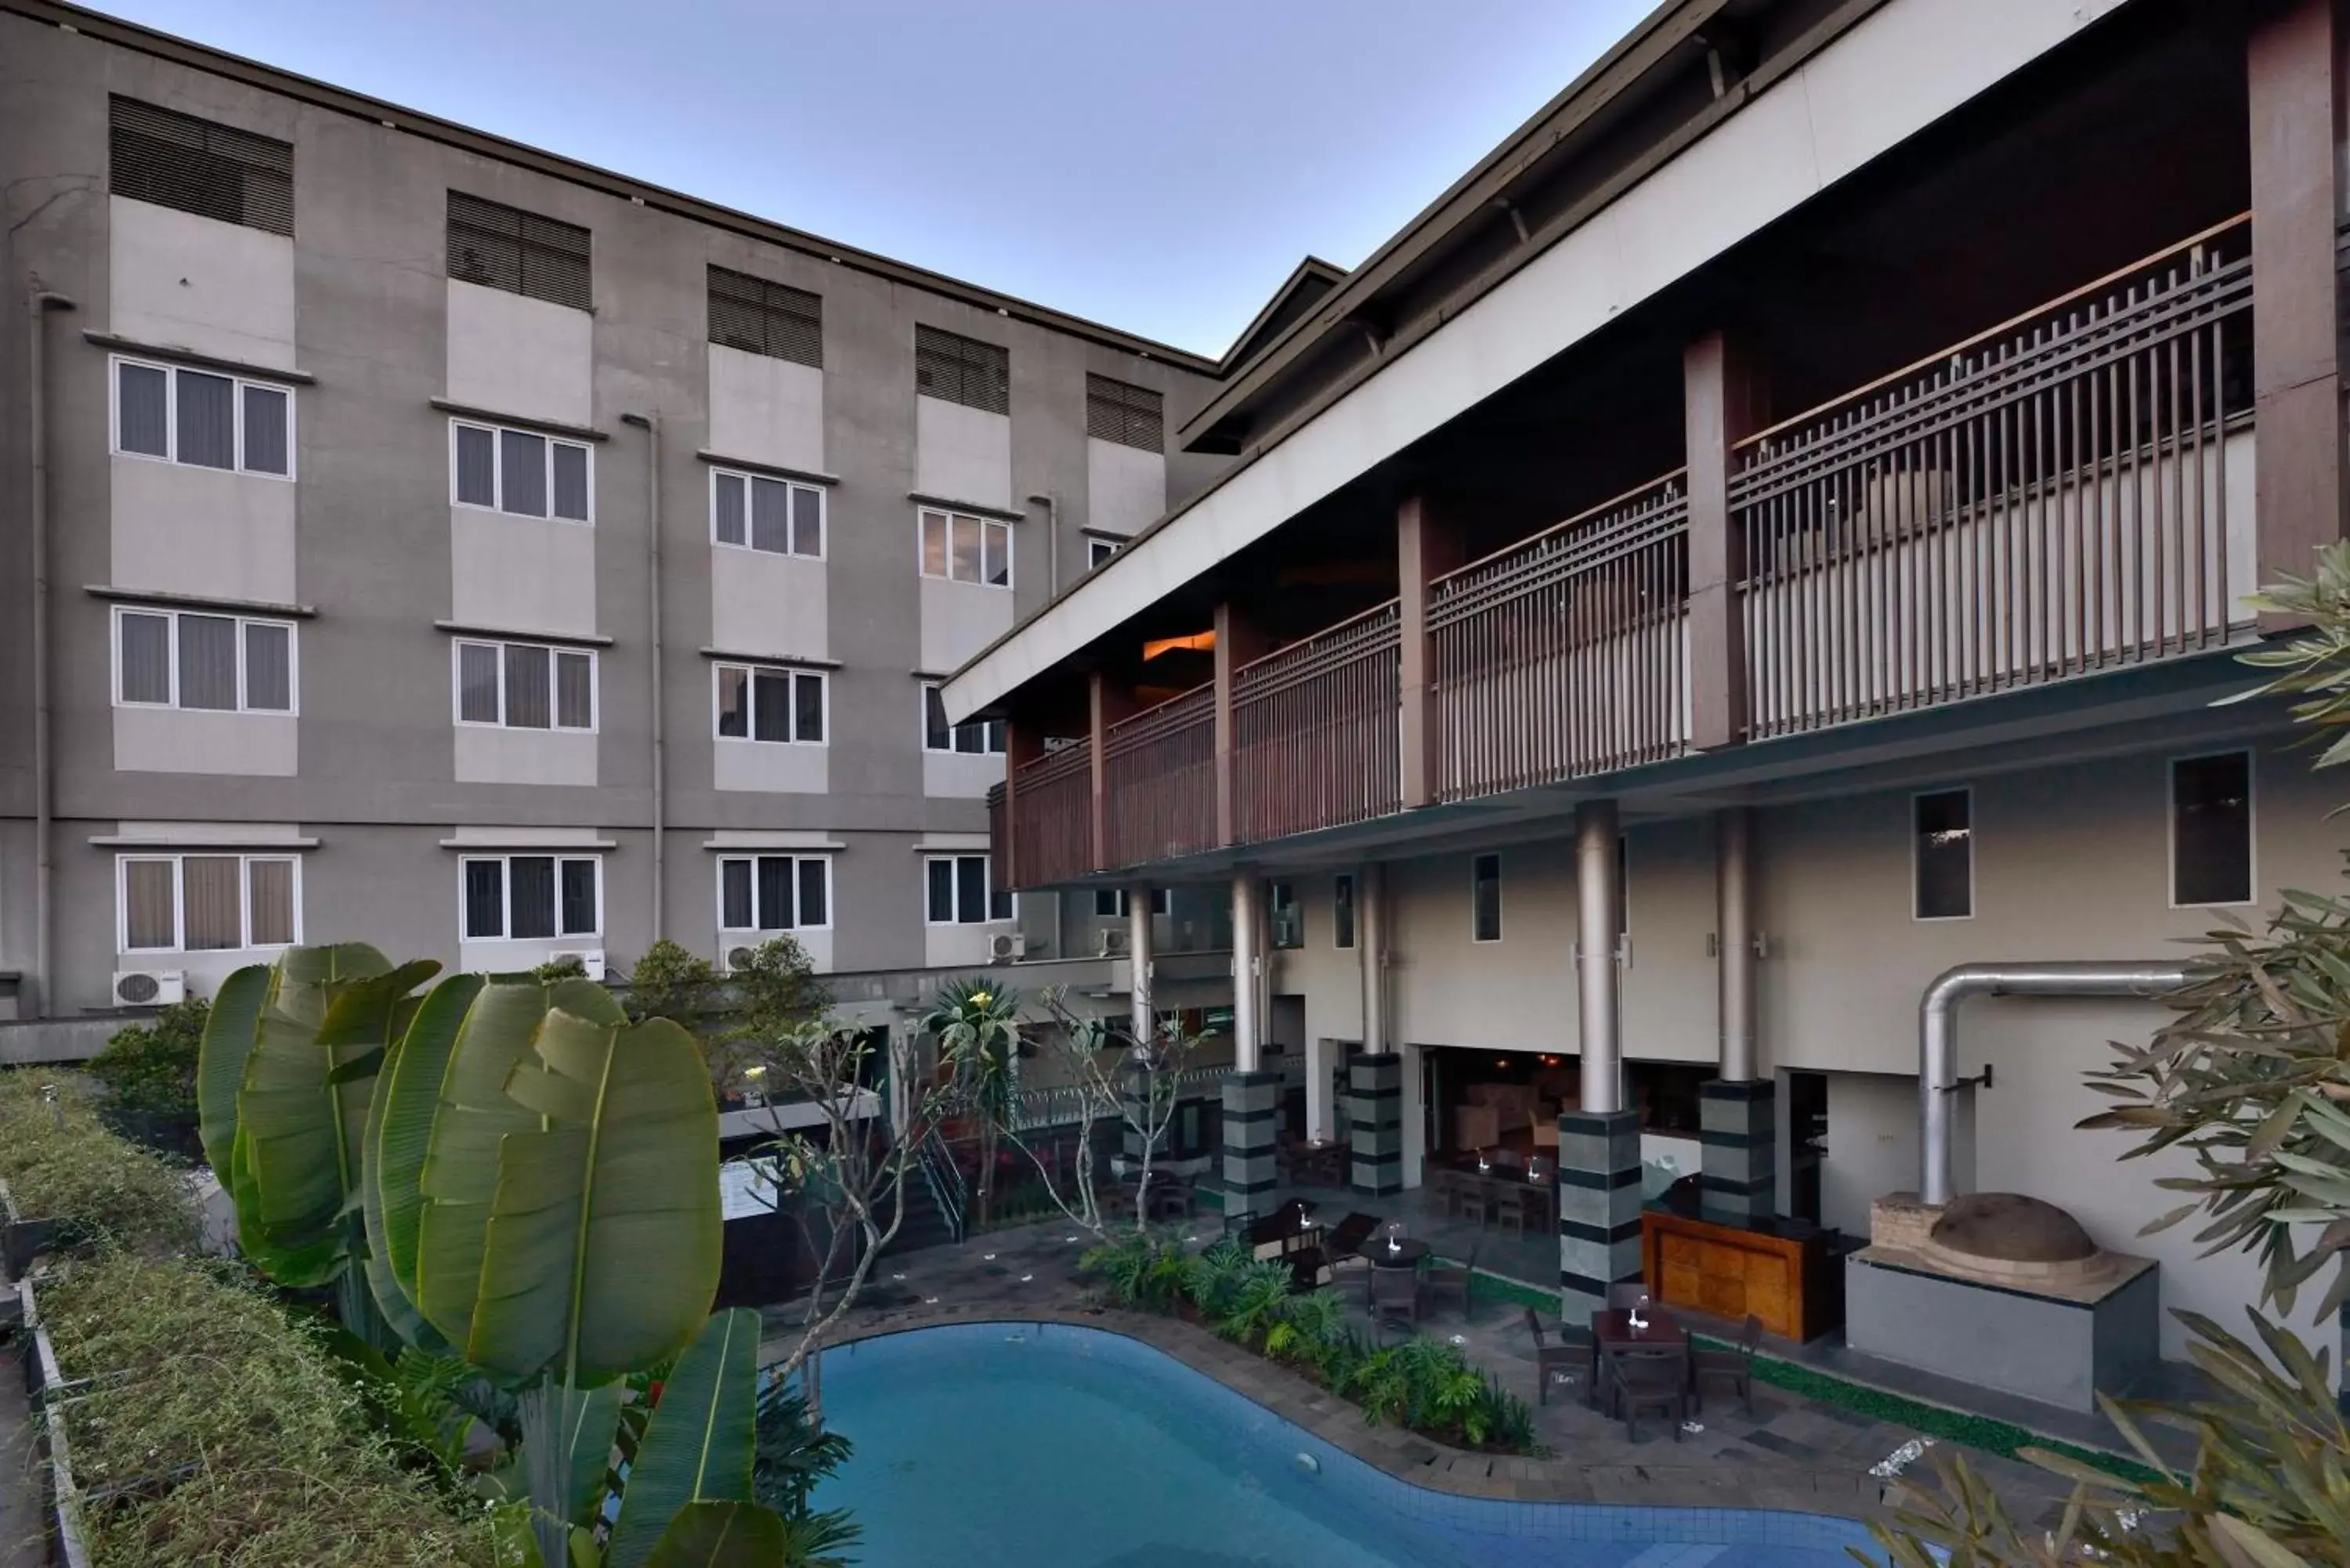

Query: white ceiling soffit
left=942, top=0, right=2128, bottom=724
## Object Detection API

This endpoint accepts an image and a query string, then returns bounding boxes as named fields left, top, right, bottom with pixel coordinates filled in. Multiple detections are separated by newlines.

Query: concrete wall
left=0, top=13, right=1227, bottom=1017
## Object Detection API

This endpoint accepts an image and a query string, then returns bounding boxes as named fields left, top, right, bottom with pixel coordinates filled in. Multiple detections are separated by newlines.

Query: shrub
left=38, top=1254, right=500, bottom=1568
left=627, top=938, right=720, bottom=1025
left=84, top=999, right=208, bottom=1118
left=0, top=1072, right=199, bottom=1258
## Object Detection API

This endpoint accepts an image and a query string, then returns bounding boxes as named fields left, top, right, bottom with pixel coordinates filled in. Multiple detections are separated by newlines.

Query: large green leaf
left=367, top=973, right=485, bottom=1342
left=197, top=964, right=270, bottom=1183
left=606, top=1310, right=760, bottom=1568
left=416, top=978, right=624, bottom=1346
left=467, top=1010, right=721, bottom=1384
left=642, top=1502, right=791, bottom=1568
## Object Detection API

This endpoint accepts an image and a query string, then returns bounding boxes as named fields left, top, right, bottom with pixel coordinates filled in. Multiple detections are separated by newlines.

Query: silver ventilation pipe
left=621, top=412, right=665, bottom=940
left=27, top=287, right=76, bottom=1020
left=1918, top=961, right=2189, bottom=1206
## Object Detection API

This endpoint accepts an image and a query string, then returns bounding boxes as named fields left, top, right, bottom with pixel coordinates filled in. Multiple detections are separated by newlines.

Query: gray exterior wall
left=0, top=13, right=1225, bottom=1012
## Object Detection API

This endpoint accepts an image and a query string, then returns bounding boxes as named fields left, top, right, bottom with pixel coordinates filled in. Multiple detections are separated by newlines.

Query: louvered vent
left=1086, top=374, right=1163, bottom=452
left=109, top=96, right=293, bottom=237
left=707, top=266, right=822, bottom=368
left=446, top=191, right=592, bottom=312
left=914, top=325, right=1010, bottom=415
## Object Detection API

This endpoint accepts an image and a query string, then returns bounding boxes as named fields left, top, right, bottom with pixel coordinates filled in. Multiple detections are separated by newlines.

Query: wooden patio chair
left=1423, top=1243, right=1477, bottom=1318
left=1692, top=1313, right=1763, bottom=1416
left=1523, top=1308, right=1597, bottom=1406
left=1601, top=1343, right=1688, bottom=1441
left=1368, top=1263, right=1423, bottom=1325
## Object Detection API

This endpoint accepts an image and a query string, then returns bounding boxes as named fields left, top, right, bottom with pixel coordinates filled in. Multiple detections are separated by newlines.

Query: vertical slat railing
left=1231, top=601, right=1402, bottom=844
left=1427, top=475, right=1692, bottom=802
left=1102, top=684, right=1217, bottom=867
left=1008, top=742, right=1093, bottom=887
left=1732, top=216, right=2254, bottom=739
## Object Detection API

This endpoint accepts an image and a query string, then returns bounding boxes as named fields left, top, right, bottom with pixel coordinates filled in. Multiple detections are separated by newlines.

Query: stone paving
left=761, top=1219, right=2082, bottom=1533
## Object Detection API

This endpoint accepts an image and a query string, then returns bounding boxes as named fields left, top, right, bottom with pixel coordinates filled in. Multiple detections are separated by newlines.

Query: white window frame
left=712, top=663, right=828, bottom=746
left=2167, top=750, right=2258, bottom=910
left=1087, top=537, right=1121, bottom=570
left=447, top=417, right=595, bottom=524
left=111, top=605, right=300, bottom=714
left=1911, top=786, right=1976, bottom=923
left=450, top=639, right=598, bottom=732
left=916, top=506, right=1013, bottom=589
left=715, top=854, right=834, bottom=933
left=920, top=682, right=1005, bottom=754
left=924, top=853, right=1014, bottom=926
left=109, top=354, right=297, bottom=479
left=1470, top=852, right=1503, bottom=945
left=115, top=852, right=303, bottom=954
left=708, top=466, right=826, bottom=559
left=457, top=854, right=604, bottom=941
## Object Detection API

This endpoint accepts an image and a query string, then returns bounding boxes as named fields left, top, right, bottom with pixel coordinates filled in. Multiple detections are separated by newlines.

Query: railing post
left=1088, top=672, right=1136, bottom=873
left=2248, top=0, right=2346, bottom=610
left=1002, top=721, right=1043, bottom=888
left=1397, top=493, right=1463, bottom=809
left=1683, top=332, right=1767, bottom=750
left=1213, top=603, right=1268, bottom=845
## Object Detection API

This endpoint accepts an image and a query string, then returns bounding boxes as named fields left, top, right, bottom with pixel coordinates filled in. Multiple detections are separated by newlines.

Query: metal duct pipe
left=621, top=411, right=665, bottom=941
left=1918, top=961, right=2189, bottom=1206
left=1576, top=799, right=1623, bottom=1113
left=1716, top=807, right=1757, bottom=1082
left=1127, top=881, right=1155, bottom=1046
left=1231, top=871, right=1262, bottom=1071
left=27, top=287, right=75, bottom=1020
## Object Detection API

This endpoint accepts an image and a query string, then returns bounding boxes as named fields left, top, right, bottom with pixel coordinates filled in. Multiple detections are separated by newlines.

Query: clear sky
left=89, top=0, right=1658, bottom=356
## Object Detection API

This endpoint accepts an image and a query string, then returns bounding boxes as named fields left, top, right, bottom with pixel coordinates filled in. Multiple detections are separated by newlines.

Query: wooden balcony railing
left=1008, top=741, right=1092, bottom=888
left=1733, top=216, right=2254, bottom=739
left=1233, top=600, right=1402, bottom=844
left=1428, top=473, right=1691, bottom=802
left=1103, top=683, right=1217, bottom=868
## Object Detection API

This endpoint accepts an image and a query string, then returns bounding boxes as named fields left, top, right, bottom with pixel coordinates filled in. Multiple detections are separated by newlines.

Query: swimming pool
left=813, top=1321, right=1884, bottom=1567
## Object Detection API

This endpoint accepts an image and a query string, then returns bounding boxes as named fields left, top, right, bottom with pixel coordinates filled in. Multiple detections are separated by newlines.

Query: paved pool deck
left=761, top=1219, right=2088, bottom=1536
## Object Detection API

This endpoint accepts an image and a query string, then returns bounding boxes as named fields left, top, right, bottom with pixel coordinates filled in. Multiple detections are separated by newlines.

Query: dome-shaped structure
left=1917, top=1192, right=2112, bottom=1286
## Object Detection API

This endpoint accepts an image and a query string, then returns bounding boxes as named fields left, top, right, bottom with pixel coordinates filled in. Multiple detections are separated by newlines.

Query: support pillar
left=1683, top=333, right=1766, bottom=750
left=1126, top=880, right=1155, bottom=1047
left=1347, top=1052, right=1403, bottom=1195
left=1560, top=797, right=1640, bottom=1314
left=1701, top=805, right=1777, bottom=1217
left=1213, top=605, right=1270, bottom=845
left=1000, top=721, right=1043, bottom=889
left=1220, top=1067, right=1283, bottom=1218
left=2248, top=0, right=2347, bottom=608
left=1089, top=674, right=1138, bottom=873
left=1397, top=497, right=1466, bottom=809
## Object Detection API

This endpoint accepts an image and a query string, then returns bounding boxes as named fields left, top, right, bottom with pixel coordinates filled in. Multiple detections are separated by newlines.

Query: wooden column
left=1213, top=602, right=1269, bottom=845
left=1396, top=493, right=1464, bottom=809
left=1087, top=671, right=1137, bottom=872
left=1002, top=719, right=1044, bottom=887
left=2249, top=0, right=2346, bottom=606
left=1683, top=331, right=1767, bottom=751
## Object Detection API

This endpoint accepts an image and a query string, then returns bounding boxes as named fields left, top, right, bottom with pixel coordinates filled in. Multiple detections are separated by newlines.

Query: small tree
left=921, top=977, right=1024, bottom=1227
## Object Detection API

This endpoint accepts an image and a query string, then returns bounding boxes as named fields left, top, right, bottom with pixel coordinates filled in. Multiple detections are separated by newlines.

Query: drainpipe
left=621, top=412, right=664, bottom=941
left=1027, top=491, right=1059, bottom=599
left=27, top=287, right=75, bottom=1021
left=1918, top=961, right=2189, bottom=1206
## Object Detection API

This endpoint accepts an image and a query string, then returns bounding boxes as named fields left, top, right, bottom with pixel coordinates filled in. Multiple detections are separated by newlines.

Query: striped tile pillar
left=1347, top=1052, right=1403, bottom=1195
left=1699, top=1078, right=1777, bottom=1219
left=1220, top=1070, right=1283, bottom=1217
left=1557, top=1107, right=1643, bottom=1319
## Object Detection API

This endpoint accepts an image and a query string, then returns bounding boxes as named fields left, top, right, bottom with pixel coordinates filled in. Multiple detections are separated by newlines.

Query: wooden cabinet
left=1641, top=1209, right=1838, bottom=1342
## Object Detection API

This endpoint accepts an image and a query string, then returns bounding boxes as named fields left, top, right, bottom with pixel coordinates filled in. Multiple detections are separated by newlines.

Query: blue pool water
left=814, top=1321, right=1884, bottom=1567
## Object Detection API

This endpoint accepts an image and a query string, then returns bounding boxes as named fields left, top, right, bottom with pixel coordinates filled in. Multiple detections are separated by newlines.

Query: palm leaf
left=197, top=963, right=269, bottom=1183
left=606, top=1309, right=761, bottom=1568
left=466, top=1009, right=721, bottom=1384
left=643, top=1502, right=792, bottom=1568
left=369, top=974, right=484, bottom=1321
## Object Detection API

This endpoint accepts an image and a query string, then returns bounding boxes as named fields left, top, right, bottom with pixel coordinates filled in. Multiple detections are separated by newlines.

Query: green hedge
left=0, top=1071, right=200, bottom=1257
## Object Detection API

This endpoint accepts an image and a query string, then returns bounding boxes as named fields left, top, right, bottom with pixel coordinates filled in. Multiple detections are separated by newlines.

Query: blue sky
left=93, top=1, right=1657, bottom=356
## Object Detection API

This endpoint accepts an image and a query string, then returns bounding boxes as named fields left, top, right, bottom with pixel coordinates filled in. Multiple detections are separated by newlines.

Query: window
left=707, top=265, right=822, bottom=369
left=923, top=685, right=1006, bottom=753
left=118, top=853, right=299, bottom=952
left=1913, top=789, right=1973, bottom=920
left=718, top=855, right=831, bottom=931
left=1092, top=887, right=1169, bottom=918
left=446, top=191, right=591, bottom=311
left=450, top=420, right=592, bottom=522
left=918, top=508, right=1012, bottom=588
left=2172, top=752, right=2253, bottom=907
left=461, top=854, right=600, bottom=940
left=1333, top=873, right=1356, bottom=949
left=1087, top=537, right=1122, bottom=571
left=453, top=640, right=595, bottom=730
left=1268, top=881, right=1302, bottom=949
left=714, top=663, right=826, bottom=744
left=913, top=325, right=1008, bottom=414
left=113, top=358, right=293, bottom=477
left=710, top=468, right=822, bottom=557
left=1471, top=854, right=1502, bottom=943
left=1086, top=374, right=1163, bottom=452
left=114, top=607, right=295, bottom=713
left=109, top=96, right=293, bottom=237
left=925, top=854, right=1012, bottom=924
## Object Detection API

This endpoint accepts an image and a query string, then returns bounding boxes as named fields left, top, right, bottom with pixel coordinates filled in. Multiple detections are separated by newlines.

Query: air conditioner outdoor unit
left=1098, top=927, right=1132, bottom=958
left=114, top=970, right=186, bottom=1007
left=989, top=933, right=1027, bottom=963
left=723, top=945, right=760, bottom=974
left=551, top=948, right=606, bottom=978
